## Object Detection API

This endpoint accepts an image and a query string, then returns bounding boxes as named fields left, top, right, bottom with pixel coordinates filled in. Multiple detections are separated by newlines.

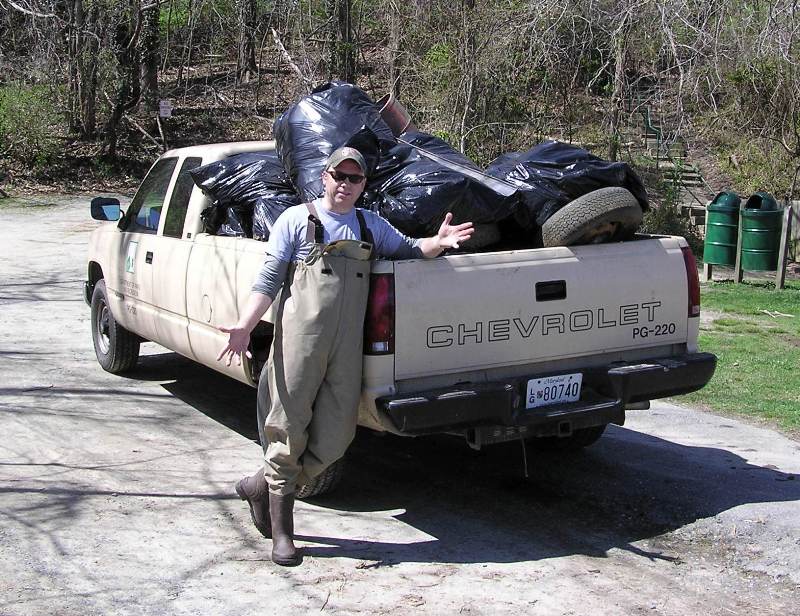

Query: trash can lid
left=743, top=191, right=779, bottom=211
left=708, top=191, right=741, bottom=211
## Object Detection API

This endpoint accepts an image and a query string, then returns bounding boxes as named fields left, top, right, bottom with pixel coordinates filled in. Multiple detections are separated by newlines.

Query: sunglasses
left=327, top=169, right=366, bottom=184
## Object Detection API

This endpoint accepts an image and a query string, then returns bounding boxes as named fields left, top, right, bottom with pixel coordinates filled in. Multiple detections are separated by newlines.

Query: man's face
left=321, top=159, right=366, bottom=211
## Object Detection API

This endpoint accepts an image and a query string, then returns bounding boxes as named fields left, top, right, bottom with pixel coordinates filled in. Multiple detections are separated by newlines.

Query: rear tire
left=529, top=424, right=607, bottom=452
left=91, top=280, right=140, bottom=374
left=541, top=187, right=643, bottom=247
left=296, top=457, right=346, bottom=499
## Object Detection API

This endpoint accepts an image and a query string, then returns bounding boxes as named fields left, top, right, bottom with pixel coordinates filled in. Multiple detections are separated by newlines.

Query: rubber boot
left=269, top=492, right=302, bottom=566
left=234, top=468, right=271, bottom=538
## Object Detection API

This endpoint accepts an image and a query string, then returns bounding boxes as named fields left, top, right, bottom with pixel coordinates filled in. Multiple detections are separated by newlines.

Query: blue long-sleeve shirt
left=252, top=199, right=423, bottom=299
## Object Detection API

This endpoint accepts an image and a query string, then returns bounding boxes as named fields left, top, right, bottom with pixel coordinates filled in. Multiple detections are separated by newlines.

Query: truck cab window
left=125, top=157, right=178, bottom=234
left=163, top=157, right=202, bottom=238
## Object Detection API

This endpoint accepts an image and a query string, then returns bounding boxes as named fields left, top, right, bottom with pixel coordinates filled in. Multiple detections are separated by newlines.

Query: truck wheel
left=296, top=458, right=346, bottom=500
left=529, top=424, right=607, bottom=452
left=91, top=280, right=140, bottom=374
left=541, top=187, right=642, bottom=247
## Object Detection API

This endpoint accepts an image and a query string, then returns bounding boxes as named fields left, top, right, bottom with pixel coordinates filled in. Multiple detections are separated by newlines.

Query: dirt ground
left=1, top=196, right=799, bottom=616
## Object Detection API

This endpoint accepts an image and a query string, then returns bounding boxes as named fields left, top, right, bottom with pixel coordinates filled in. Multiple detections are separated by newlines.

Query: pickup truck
left=85, top=141, right=716, bottom=496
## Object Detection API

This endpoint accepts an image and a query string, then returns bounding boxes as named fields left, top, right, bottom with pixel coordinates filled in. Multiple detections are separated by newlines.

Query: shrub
left=640, top=180, right=705, bottom=258
left=0, top=83, right=61, bottom=166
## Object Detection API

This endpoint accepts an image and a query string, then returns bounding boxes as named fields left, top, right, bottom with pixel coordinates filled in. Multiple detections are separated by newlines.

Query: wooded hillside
left=1, top=0, right=799, bottom=199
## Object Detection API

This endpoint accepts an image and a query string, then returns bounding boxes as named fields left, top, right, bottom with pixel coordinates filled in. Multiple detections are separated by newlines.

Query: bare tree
left=327, top=0, right=355, bottom=82
left=386, top=0, right=402, bottom=98
left=103, top=0, right=142, bottom=159
left=236, top=0, right=258, bottom=83
left=140, top=0, right=160, bottom=112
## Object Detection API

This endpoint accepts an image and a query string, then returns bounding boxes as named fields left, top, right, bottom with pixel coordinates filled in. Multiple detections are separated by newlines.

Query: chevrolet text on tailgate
left=85, top=142, right=716, bottom=492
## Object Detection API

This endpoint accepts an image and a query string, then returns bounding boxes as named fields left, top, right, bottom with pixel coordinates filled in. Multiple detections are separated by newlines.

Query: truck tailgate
left=393, top=237, right=689, bottom=380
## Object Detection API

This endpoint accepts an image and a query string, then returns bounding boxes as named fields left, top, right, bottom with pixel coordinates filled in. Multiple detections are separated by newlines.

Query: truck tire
left=91, top=280, right=140, bottom=374
left=461, top=222, right=501, bottom=250
left=541, top=187, right=642, bottom=247
left=296, top=457, right=346, bottom=500
left=529, top=424, right=607, bottom=452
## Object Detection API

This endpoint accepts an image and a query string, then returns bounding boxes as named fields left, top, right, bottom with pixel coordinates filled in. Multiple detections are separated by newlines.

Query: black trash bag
left=398, top=132, right=519, bottom=224
left=485, top=140, right=649, bottom=230
left=191, top=151, right=300, bottom=239
left=217, top=204, right=252, bottom=238
left=363, top=131, right=513, bottom=237
left=190, top=151, right=294, bottom=206
left=273, top=81, right=396, bottom=201
left=362, top=140, right=471, bottom=237
left=252, top=194, right=300, bottom=241
left=343, top=125, right=382, bottom=178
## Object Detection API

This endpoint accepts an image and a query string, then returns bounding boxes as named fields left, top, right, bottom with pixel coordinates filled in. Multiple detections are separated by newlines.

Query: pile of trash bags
left=191, top=81, right=648, bottom=246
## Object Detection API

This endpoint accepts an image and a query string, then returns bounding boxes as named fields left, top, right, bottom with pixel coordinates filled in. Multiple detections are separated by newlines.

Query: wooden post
left=734, top=209, right=744, bottom=283
left=775, top=205, right=793, bottom=290
left=703, top=262, right=713, bottom=282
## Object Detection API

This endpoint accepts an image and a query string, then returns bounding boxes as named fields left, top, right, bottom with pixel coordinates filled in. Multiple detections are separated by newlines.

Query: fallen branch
left=3, top=0, right=55, bottom=18
left=124, top=114, right=162, bottom=149
left=155, top=114, right=169, bottom=152
left=759, top=309, right=794, bottom=318
left=271, top=28, right=313, bottom=93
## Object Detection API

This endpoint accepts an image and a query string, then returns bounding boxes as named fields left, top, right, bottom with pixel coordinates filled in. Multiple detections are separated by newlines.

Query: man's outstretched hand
left=437, top=212, right=474, bottom=250
left=216, top=325, right=252, bottom=366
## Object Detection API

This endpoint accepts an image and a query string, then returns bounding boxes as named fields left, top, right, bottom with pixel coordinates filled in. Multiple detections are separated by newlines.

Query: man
left=217, top=146, right=473, bottom=566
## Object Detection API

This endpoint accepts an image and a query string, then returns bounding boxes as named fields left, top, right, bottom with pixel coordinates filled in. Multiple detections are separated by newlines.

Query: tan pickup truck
left=85, top=142, right=716, bottom=494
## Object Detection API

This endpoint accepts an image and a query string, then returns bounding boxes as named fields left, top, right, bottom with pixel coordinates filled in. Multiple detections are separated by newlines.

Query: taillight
left=364, top=273, right=395, bottom=355
left=682, top=246, right=701, bottom=318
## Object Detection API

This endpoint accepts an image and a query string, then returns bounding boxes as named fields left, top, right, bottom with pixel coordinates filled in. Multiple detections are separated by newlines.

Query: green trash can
left=704, top=191, right=741, bottom=266
left=740, top=192, right=783, bottom=271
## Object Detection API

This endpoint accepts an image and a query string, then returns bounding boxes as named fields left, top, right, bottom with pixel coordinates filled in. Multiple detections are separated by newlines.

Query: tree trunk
left=327, top=0, right=355, bottom=82
left=237, top=0, right=258, bottom=82
left=104, top=3, right=142, bottom=160
left=459, top=0, right=476, bottom=153
left=67, top=0, right=84, bottom=134
left=338, top=0, right=355, bottom=82
left=608, top=15, right=630, bottom=162
left=387, top=0, right=401, bottom=97
left=77, top=3, right=101, bottom=139
left=140, top=1, right=160, bottom=112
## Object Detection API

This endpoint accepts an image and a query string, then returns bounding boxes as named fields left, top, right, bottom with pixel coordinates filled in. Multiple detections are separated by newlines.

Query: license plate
left=526, top=373, right=583, bottom=409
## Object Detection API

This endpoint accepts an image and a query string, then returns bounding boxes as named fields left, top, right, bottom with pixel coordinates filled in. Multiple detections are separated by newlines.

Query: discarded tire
left=541, top=187, right=643, bottom=248
left=458, top=222, right=501, bottom=250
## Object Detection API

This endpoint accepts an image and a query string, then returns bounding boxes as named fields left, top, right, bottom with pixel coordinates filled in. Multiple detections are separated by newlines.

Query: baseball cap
left=325, top=147, right=367, bottom=175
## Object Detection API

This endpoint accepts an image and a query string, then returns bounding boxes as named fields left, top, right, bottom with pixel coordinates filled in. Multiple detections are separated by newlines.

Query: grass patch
left=677, top=280, right=800, bottom=433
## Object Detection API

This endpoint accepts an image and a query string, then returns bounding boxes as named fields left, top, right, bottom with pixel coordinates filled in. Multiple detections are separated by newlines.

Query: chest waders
left=260, top=203, right=373, bottom=496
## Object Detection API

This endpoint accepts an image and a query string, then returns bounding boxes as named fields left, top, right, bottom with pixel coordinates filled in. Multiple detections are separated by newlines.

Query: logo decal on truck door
left=125, top=241, right=138, bottom=274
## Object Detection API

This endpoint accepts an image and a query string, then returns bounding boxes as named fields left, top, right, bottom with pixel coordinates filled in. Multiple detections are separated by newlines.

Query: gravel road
left=1, top=197, right=799, bottom=616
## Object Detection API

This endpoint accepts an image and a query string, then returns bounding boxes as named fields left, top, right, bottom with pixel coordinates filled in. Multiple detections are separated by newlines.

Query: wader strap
left=304, top=202, right=325, bottom=245
left=355, top=209, right=374, bottom=247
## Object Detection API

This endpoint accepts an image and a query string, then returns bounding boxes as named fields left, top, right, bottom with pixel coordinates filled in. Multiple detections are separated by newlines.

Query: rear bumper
left=376, top=352, right=717, bottom=436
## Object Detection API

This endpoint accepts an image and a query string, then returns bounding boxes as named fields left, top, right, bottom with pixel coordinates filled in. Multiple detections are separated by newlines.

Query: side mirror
left=91, top=197, right=122, bottom=221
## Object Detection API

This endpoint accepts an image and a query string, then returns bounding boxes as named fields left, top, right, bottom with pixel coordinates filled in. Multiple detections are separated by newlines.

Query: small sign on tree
left=158, top=100, right=173, bottom=119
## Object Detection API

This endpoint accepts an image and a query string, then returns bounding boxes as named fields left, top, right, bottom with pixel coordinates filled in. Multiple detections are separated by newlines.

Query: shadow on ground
left=140, top=350, right=800, bottom=565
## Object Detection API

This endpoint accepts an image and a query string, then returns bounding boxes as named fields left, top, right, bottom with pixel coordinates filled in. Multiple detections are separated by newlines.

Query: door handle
left=145, top=251, right=153, bottom=264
